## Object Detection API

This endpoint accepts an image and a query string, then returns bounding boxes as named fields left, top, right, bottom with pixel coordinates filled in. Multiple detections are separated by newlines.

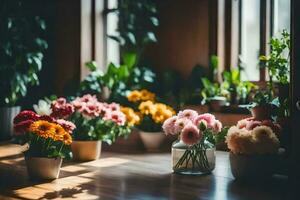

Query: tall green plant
left=0, top=1, right=48, bottom=106
left=106, top=0, right=159, bottom=60
left=260, top=30, right=290, bottom=85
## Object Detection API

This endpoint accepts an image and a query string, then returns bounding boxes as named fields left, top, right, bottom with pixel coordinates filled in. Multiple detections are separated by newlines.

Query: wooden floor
left=0, top=143, right=290, bottom=200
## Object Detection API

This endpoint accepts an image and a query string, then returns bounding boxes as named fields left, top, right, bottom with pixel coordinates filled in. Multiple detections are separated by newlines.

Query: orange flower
left=29, top=120, right=55, bottom=138
left=139, top=101, right=155, bottom=115
left=121, top=107, right=141, bottom=126
left=140, top=89, right=155, bottom=102
left=62, top=133, right=72, bottom=145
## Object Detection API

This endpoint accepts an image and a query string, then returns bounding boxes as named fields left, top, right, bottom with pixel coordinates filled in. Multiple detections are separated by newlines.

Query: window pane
left=240, top=0, right=260, bottom=81
left=273, top=0, right=291, bottom=36
left=106, top=0, right=120, bottom=65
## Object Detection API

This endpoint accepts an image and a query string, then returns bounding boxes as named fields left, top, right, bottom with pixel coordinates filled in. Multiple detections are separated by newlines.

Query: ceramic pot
left=0, top=106, right=21, bottom=140
left=139, top=131, right=165, bottom=152
left=25, top=156, right=62, bottom=180
left=229, top=152, right=276, bottom=180
left=71, top=140, right=102, bottom=161
left=251, top=105, right=272, bottom=120
left=209, top=97, right=227, bottom=112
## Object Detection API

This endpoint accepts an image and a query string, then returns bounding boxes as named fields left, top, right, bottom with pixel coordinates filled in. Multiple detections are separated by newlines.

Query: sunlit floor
left=0, top=143, right=289, bottom=200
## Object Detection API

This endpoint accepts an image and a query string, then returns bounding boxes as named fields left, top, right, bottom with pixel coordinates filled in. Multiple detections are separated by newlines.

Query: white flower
left=33, top=100, right=52, bottom=116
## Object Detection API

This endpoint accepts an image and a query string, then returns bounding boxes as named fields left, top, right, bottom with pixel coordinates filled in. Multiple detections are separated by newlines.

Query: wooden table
left=0, top=143, right=290, bottom=200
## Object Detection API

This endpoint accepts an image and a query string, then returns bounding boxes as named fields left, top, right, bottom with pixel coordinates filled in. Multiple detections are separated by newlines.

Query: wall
left=145, top=0, right=213, bottom=78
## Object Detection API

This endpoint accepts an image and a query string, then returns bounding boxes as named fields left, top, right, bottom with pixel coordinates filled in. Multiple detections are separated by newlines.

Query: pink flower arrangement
left=162, top=109, right=222, bottom=146
left=71, top=94, right=126, bottom=125
left=226, top=118, right=281, bottom=155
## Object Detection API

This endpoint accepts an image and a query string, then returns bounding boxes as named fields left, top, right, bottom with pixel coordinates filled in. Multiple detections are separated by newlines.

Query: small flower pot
left=139, top=131, right=165, bottom=152
left=251, top=105, right=272, bottom=120
left=0, top=106, right=21, bottom=140
left=208, top=97, right=227, bottom=112
left=229, top=152, right=276, bottom=180
left=71, top=140, right=102, bottom=161
left=25, top=156, right=62, bottom=180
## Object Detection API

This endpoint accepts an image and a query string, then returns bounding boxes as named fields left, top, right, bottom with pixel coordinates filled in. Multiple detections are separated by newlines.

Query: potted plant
left=70, top=94, right=131, bottom=161
left=201, top=78, right=229, bottom=111
left=0, top=1, right=48, bottom=140
left=162, top=110, right=223, bottom=175
left=260, top=30, right=290, bottom=103
left=12, top=105, right=74, bottom=180
left=226, top=117, right=281, bottom=180
left=248, top=90, right=275, bottom=120
left=126, top=89, right=175, bottom=151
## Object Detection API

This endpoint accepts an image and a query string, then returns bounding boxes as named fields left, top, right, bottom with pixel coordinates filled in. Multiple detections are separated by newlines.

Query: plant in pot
left=201, top=78, right=229, bottom=112
left=0, top=1, right=48, bottom=140
left=162, top=110, right=224, bottom=175
left=226, top=117, right=281, bottom=180
left=70, top=94, right=132, bottom=161
left=126, top=89, right=176, bottom=152
left=248, top=90, right=276, bottom=120
left=12, top=101, right=75, bottom=180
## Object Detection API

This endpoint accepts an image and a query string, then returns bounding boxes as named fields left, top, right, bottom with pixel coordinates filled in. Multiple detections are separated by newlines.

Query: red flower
left=39, top=115, right=55, bottom=122
left=13, top=110, right=39, bottom=124
left=14, top=120, right=34, bottom=135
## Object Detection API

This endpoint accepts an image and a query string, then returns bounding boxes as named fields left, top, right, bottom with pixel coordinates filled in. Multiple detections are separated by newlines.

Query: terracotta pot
left=229, top=152, right=276, bottom=180
left=0, top=106, right=21, bottom=140
left=251, top=105, right=272, bottom=120
left=25, top=156, right=62, bottom=180
left=139, top=131, right=165, bottom=152
left=71, top=140, right=102, bottom=161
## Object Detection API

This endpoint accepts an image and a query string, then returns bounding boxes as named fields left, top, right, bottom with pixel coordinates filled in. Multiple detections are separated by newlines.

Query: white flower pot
left=25, top=156, right=62, bottom=180
left=139, top=131, right=165, bottom=152
left=229, top=152, right=276, bottom=180
left=71, top=141, right=102, bottom=161
left=0, top=106, right=21, bottom=140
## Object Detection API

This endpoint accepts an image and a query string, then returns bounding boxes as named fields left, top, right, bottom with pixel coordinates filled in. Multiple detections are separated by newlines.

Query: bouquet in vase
left=162, top=109, right=223, bottom=175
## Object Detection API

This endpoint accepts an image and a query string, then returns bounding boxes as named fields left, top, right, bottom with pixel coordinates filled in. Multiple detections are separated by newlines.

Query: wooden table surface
left=0, top=143, right=290, bottom=200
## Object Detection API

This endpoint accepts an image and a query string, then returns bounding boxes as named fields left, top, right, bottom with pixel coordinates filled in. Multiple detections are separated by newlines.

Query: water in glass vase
left=172, top=140, right=216, bottom=175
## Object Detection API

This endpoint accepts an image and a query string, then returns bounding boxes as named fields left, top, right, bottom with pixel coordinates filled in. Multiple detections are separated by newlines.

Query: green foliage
left=215, top=127, right=229, bottom=144
left=201, top=78, right=228, bottom=102
left=137, top=115, right=162, bottom=132
left=0, top=1, right=48, bottom=106
left=106, top=0, right=159, bottom=53
left=15, top=133, right=70, bottom=158
left=252, top=90, right=273, bottom=106
left=79, top=53, right=137, bottom=96
left=260, top=30, right=290, bottom=85
left=70, top=112, right=131, bottom=145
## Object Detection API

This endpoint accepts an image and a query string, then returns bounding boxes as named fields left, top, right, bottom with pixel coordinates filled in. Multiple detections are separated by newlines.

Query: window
left=239, top=0, right=261, bottom=81
left=227, top=0, right=291, bottom=82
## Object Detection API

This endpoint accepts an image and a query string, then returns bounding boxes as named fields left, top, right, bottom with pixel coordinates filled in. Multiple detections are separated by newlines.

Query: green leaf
left=85, top=61, right=98, bottom=72
left=122, top=53, right=136, bottom=69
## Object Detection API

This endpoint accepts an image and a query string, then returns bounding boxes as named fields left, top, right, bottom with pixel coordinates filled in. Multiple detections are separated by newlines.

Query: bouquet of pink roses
left=70, top=94, right=131, bottom=144
left=162, top=109, right=223, bottom=174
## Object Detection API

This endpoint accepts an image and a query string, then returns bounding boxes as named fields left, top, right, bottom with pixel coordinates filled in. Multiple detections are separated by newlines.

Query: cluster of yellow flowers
left=120, top=107, right=141, bottom=126
left=127, top=89, right=155, bottom=102
left=28, top=120, right=72, bottom=145
left=126, top=89, right=175, bottom=125
left=139, top=101, right=175, bottom=124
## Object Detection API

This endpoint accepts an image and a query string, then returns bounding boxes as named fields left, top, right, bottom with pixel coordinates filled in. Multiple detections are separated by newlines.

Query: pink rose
left=194, top=113, right=216, bottom=128
left=175, top=118, right=193, bottom=133
left=178, top=109, right=198, bottom=121
left=162, top=116, right=178, bottom=135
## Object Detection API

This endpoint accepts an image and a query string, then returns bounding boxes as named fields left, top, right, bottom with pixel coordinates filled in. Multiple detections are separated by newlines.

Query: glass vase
left=171, top=140, right=215, bottom=175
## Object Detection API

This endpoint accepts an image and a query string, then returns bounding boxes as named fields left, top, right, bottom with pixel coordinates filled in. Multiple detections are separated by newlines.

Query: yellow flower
left=29, top=120, right=55, bottom=138
left=150, top=103, right=175, bottom=124
left=127, top=90, right=142, bottom=102
left=121, top=106, right=141, bottom=126
left=139, top=100, right=155, bottom=115
left=140, top=89, right=155, bottom=102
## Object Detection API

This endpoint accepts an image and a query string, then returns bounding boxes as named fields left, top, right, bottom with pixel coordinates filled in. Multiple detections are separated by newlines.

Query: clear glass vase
left=171, top=140, right=215, bottom=175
